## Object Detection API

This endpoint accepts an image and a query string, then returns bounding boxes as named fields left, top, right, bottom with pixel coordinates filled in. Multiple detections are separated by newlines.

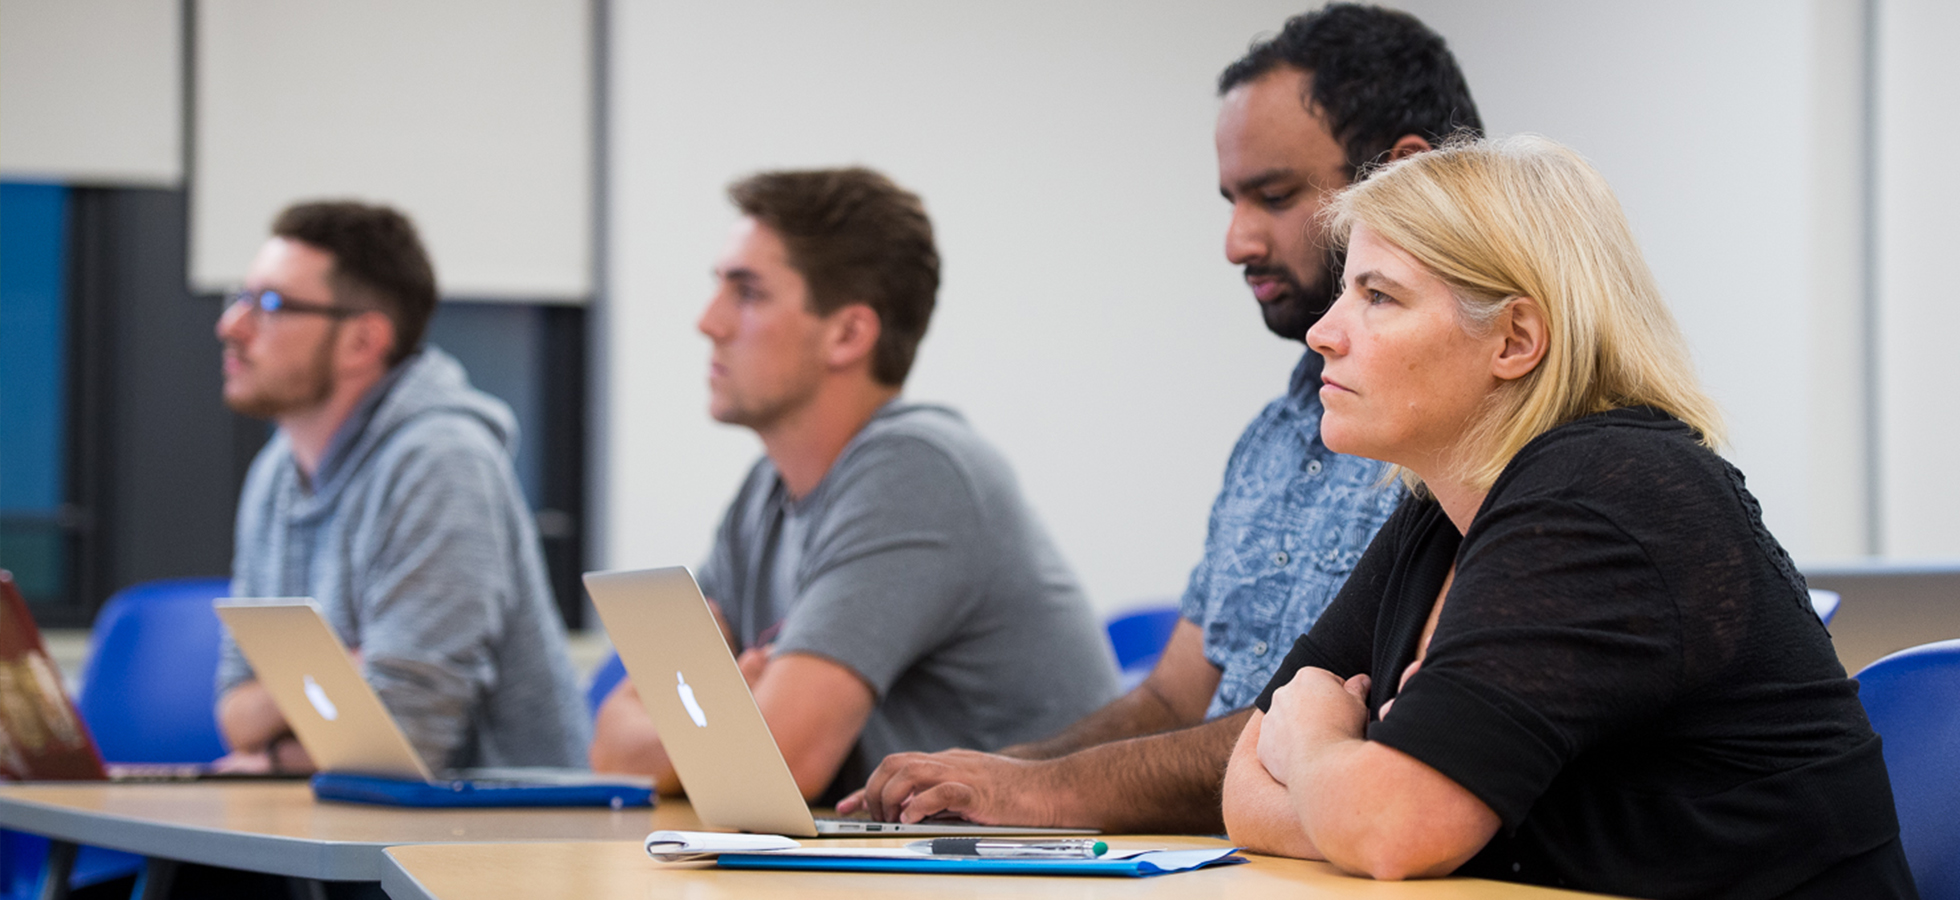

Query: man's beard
left=223, top=327, right=338, bottom=419
left=1251, top=244, right=1342, bottom=341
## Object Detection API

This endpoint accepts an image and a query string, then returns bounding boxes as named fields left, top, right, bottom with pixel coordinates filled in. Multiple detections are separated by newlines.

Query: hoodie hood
left=289, top=346, right=518, bottom=517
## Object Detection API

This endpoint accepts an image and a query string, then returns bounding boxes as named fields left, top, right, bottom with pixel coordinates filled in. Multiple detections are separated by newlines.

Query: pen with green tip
left=906, top=838, right=1108, bottom=858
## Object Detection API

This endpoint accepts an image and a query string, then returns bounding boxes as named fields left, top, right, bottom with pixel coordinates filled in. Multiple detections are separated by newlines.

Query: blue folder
left=716, top=847, right=1244, bottom=877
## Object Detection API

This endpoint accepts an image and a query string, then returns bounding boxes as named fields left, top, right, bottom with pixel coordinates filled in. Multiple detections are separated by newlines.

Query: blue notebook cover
left=310, top=772, right=654, bottom=809
left=716, top=848, right=1245, bottom=878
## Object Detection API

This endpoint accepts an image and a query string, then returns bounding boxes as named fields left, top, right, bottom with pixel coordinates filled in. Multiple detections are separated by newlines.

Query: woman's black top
left=1255, top=408, right=1915, bottom=899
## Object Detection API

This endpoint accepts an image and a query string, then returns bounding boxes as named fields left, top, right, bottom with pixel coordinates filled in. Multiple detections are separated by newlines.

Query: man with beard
left=212, top=201, right=586, bottom=774
left=839, top=4, right=1482, bottom=832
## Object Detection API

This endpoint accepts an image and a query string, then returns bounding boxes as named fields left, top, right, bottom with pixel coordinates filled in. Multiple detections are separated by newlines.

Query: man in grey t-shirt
left=591, top=168, right=1118, bottom=803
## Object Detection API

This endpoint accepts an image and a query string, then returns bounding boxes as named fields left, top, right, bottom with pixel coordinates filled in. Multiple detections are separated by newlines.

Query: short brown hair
left=728, top=168, right=939, bottom=386
left=272, top=201, right=438, bottom=367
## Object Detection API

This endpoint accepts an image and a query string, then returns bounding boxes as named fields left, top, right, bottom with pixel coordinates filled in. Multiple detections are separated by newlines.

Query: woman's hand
left=1223, top=711, right=1324, bottom=859
left=1378, top=659, right=1420, bottom=719
left=1257, top=667, right=1370, bottom=785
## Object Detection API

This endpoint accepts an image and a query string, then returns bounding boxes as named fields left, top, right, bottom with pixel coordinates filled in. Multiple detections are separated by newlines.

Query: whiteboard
left=0, top=0, right=181, bottom=186
left=191, top=0, right=591, bottom=301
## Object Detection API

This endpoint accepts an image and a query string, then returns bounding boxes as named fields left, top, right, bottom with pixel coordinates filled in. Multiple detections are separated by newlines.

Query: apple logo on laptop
left=675, top=671, right=707, bottom=728
left=303, top=674, right=339, bottom=721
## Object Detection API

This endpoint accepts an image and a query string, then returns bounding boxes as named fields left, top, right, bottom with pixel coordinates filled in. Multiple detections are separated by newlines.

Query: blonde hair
left=1327, top=134, right=1724, bottom=492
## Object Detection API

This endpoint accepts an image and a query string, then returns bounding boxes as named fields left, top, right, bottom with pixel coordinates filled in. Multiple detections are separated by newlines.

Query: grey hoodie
left=217, top=347, right=588, bottom=770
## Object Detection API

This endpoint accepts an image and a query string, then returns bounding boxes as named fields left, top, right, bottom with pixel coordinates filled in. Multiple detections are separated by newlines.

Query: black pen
left=906, top=838, right=1108, bottom=858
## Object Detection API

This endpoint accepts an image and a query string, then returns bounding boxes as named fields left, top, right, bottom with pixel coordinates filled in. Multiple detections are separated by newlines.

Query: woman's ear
left=1492, top=296, right=1548, bottom=381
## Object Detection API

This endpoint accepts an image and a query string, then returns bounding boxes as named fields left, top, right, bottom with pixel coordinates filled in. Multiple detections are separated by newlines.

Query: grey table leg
left=132, top=857, right=178, bottom=900
left=34, top=840, right=76, bottom=900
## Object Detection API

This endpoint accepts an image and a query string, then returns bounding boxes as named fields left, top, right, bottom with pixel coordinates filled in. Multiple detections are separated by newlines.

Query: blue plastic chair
left=1809, top=588, right=1841, bottom=626
left=1856, top=638, right=1960, bottom=900
left=2, top=577, right=230, bottom=899
left=1105, top=605, right=1180, bottom=691
left=0, top=835, right=141, bottom=900
left=74, top=577, right=231, bottom=762
left=586, top=651, right=629, bottom=719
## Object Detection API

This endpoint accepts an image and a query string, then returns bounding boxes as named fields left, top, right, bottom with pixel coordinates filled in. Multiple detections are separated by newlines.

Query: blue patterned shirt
left=1179, top=350, right=1403, bottom=719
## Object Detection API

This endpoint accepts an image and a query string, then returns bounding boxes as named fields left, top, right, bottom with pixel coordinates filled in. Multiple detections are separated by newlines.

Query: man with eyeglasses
left=212, top=201, right=587, bottom=774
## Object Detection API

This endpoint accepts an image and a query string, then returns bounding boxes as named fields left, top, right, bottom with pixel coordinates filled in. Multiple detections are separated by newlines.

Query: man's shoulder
left=856, top=401, right=975, bottom=447
left=357, top=348, right=519, bottom=469
left=369, top=406, right=511, bottom=466
left=804, top=403, right=1021, bottom=531
left=843, top=402, right=1001, bottom=478
left=335, top=408, right=516, bottom=510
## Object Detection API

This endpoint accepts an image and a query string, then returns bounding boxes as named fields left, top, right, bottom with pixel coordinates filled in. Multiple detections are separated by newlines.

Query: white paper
left=644, top=830, right=801, bottom=861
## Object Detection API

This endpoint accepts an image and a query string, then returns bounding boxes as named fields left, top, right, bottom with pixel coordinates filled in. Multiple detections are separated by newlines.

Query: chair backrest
left=586, top=651, right=629, bottom=719
left=74, top=577, right=231, bottom=764
left=1856, top=638, right=1960, bottom=900
left=1808, top=588, right=1841, bottom=625
left=1105, top=605, right=1180, bottom=690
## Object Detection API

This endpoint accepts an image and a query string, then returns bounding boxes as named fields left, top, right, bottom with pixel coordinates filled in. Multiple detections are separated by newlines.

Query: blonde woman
left=1221, top=136, right=1912, bottom=898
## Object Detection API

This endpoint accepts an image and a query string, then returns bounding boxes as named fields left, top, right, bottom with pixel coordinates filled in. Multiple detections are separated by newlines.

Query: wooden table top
left=382, top=834, right=1620, bottom=899
left=0, top=780, right=686, bottom=881
left=0, top=783, right=1620, bottom=896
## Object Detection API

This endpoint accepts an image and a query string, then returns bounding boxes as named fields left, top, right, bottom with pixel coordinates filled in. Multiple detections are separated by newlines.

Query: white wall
left=191, top=0, right=592, bottom=300
left=605, top=0, right=1314, bottom=611
left=604, top=0, right=1904, bottom=615
left=0, top=0, right=181, bottom=185
left=1875, top=0, right=1960, bottom=558
left=1393, top=0, right=1865, bottom=564
left=7, top=0, right=1951, bottom=605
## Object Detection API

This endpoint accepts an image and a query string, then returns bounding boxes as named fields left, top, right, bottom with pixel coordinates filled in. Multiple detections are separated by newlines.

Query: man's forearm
left=1042, top=708, right=1252, bottom=834
left=1001, top=684, right=1192, bottom=760
left=590, top=682, right=683, bottom=794
left=216, top=681, right=289, bottom=751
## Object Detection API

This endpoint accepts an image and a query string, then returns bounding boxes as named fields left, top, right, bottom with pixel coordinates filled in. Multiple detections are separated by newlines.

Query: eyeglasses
left=225, top=288, right=371, bottom=319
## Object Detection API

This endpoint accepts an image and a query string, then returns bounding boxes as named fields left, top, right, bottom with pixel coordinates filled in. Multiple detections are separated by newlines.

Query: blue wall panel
left=0, top=182, right=69, bottom=513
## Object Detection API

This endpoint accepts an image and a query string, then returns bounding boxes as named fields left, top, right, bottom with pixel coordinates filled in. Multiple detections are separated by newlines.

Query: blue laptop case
left=714, top=847, right=1245, bottom=877
left=310, top=772, right=654, bottom=809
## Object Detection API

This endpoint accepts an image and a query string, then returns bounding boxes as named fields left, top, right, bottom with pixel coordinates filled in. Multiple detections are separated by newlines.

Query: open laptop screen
left=0, top=571, right=109, bottom=781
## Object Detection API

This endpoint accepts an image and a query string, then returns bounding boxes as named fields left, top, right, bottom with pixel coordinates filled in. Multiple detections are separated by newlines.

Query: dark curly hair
left=1219, top=4, right=1483, bottom=180
left=729, top=168, right=939, bottom=387
left=272, top=201, right=438, bottom=367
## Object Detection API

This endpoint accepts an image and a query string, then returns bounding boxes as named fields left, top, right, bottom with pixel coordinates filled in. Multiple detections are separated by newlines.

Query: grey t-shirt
left=698, top=401, right=1119, bottom=799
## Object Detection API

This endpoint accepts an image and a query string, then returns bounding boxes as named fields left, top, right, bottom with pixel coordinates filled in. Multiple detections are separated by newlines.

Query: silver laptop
left=583, top=566, right=1095, bottom=837
left=214, top=599, right=644, bottom=790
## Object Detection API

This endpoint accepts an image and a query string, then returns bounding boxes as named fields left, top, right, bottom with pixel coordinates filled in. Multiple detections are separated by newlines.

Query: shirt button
left=1306, top=459, right=1323, bottom=476
left=1271, top=551, right=1289, bottom=567
left=1253, top=641, right=1269, bottom=656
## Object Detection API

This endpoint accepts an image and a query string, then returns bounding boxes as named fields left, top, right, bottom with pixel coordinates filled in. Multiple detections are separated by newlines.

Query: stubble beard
left=1254, top=243, right=1343, bottom=342
left=222, top=325, right=339, bottom=420
left=708, top=364, right=825, bottom=436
